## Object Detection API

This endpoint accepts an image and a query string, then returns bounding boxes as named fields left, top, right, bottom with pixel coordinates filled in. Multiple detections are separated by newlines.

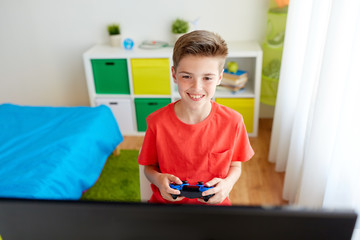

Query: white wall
left=0, top=0, right=269, bottom=106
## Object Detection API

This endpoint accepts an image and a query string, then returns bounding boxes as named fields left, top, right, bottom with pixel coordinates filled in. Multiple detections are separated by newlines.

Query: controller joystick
left=170, top=181, right=214, bottom=202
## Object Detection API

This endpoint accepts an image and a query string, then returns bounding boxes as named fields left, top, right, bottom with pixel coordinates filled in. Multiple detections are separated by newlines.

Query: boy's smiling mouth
left=187, top=93, right=205, bottom=101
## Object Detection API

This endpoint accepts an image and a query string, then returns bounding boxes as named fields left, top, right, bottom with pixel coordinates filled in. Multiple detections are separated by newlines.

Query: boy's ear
left=217, top=69, right=224, bottom=86
left=171, top=66, right=177, bottom=83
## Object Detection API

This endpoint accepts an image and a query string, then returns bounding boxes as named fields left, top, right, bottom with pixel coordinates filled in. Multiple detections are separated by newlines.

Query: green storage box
left=261, top=74, right=279, bottom=106
left=261, top=8, right=288, bottom=106
left=91, top=59, right=130, bottom=94
left=134, top=98, right=171, bottom=132
left=261, top=43, right=283, bottom=106
left=266, top=9, right=288, bottom=47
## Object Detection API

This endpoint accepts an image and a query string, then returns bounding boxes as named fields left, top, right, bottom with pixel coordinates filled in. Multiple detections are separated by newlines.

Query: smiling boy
left=138, top=30, right=254, bottom=205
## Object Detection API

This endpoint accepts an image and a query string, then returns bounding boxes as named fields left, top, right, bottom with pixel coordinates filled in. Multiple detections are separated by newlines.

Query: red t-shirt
left=138, top=100, right=254, bottom=205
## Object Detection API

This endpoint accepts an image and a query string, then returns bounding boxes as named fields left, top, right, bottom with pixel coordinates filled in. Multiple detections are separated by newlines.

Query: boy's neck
left=174, top=100, right=212, bottom=125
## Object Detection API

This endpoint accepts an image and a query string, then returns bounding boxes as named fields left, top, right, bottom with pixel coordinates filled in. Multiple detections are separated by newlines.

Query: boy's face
left=172, top=55, right=223, bottom=110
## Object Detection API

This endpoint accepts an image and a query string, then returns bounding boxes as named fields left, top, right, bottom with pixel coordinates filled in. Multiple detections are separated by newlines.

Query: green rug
left=80, top=150, right=140, bottom=202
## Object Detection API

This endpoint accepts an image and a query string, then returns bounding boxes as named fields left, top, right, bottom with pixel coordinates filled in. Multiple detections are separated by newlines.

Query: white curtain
left=268, top=0, right=360, bottom=234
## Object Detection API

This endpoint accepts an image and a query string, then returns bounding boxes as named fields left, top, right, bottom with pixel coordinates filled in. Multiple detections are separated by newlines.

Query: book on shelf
left=221, top=77, right=247, bottom=87
left=223, top=69, right=248, bottom=77
left=221, top=69, right=248, bottom=91
left=223, top=68, right=248, bottom=80
left=219, top=83, right=246, bottom=92
left=217, top=85, right=246, bottom=93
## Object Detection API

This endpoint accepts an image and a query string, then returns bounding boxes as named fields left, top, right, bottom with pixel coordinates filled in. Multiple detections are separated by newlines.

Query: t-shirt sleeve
left=232, top=115, right=254, bottom=162
left=138, top=120, right=158, bottom=166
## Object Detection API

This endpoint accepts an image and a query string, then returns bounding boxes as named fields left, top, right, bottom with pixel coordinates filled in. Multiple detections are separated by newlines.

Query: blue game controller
left=170, top=181, right=214, bottom=202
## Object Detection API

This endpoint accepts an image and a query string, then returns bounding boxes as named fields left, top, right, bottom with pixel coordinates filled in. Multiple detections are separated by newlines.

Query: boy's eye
left=181, top=75, right=190, bottom=79
left=204, top=77, right=213, bottom=81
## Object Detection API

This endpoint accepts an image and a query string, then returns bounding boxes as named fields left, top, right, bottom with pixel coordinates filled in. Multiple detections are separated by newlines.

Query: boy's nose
left=192, top=78, right=202, bottom=89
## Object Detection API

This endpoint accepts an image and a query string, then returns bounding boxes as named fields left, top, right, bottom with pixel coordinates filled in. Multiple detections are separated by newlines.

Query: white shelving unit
left=83, top=41, right=262, bottom=137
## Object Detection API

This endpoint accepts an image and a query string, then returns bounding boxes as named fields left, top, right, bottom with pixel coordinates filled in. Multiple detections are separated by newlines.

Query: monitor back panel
left=0, top=199, right=357, bottom=240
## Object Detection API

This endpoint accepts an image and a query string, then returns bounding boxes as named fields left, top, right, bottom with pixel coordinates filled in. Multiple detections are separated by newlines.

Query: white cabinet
left=95, top=98, right=135, bottom=135
left=83, top=42, right=262, bottom=136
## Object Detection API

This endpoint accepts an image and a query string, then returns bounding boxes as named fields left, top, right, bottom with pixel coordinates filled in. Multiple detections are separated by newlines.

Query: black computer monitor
left=0, top=198, right=357, bottom=240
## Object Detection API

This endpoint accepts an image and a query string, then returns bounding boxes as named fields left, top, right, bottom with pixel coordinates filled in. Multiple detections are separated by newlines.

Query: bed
left=0, top=103, right=123, bottom=200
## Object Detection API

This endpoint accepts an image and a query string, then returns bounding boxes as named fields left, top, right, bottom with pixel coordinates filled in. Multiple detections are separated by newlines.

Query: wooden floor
left=118, top=119, right=288, bottom=206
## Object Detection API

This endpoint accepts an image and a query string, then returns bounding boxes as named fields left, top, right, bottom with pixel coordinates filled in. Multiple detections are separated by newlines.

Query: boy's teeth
left=190, top=94, right=202, bottom=99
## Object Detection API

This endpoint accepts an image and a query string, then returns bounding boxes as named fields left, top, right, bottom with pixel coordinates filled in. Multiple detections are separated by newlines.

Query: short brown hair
left=172, top=30, right=228, bottom=72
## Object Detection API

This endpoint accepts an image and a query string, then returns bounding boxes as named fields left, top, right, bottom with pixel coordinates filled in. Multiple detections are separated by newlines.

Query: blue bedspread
left=0, top=103, right=123, bottom=200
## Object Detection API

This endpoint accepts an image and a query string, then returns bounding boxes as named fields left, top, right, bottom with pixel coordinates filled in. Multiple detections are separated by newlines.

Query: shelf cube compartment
left=91, top=59, right=130, bottom=94
left=215, top=98, right=255, bottom=133
left=95, top=97, right=135, bottom=135
left=134, top=98, right=171, bottom=132
left=131, top=58, right=171, bottom=95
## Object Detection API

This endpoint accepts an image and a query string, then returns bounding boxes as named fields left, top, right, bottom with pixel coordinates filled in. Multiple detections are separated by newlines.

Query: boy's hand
left=198, top=178, right=232, bottom=204
left=144, top=165, right=185, bottom=202
left=198, top=161, right=242, bottom=204
left=157, top=174, right=185, bottom=202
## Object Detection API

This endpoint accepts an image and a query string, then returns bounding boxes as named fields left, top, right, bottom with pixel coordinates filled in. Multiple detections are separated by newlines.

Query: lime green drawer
left=91, top=59, right=130, bottom=94
left=134, top=98, right=171, bottom=132
left=215, top=98, right=254, bottom=133
left=261, top=74, right=279, bottom=106
left=131, top=59, right=171, bottom=95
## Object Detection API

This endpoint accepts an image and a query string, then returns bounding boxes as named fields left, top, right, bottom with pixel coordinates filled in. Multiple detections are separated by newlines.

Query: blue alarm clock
left=123, top=38, right=134, bottom=50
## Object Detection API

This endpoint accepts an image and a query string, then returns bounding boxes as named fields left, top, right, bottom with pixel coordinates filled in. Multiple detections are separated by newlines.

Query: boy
left=138, top=30, right=254, bottom=205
